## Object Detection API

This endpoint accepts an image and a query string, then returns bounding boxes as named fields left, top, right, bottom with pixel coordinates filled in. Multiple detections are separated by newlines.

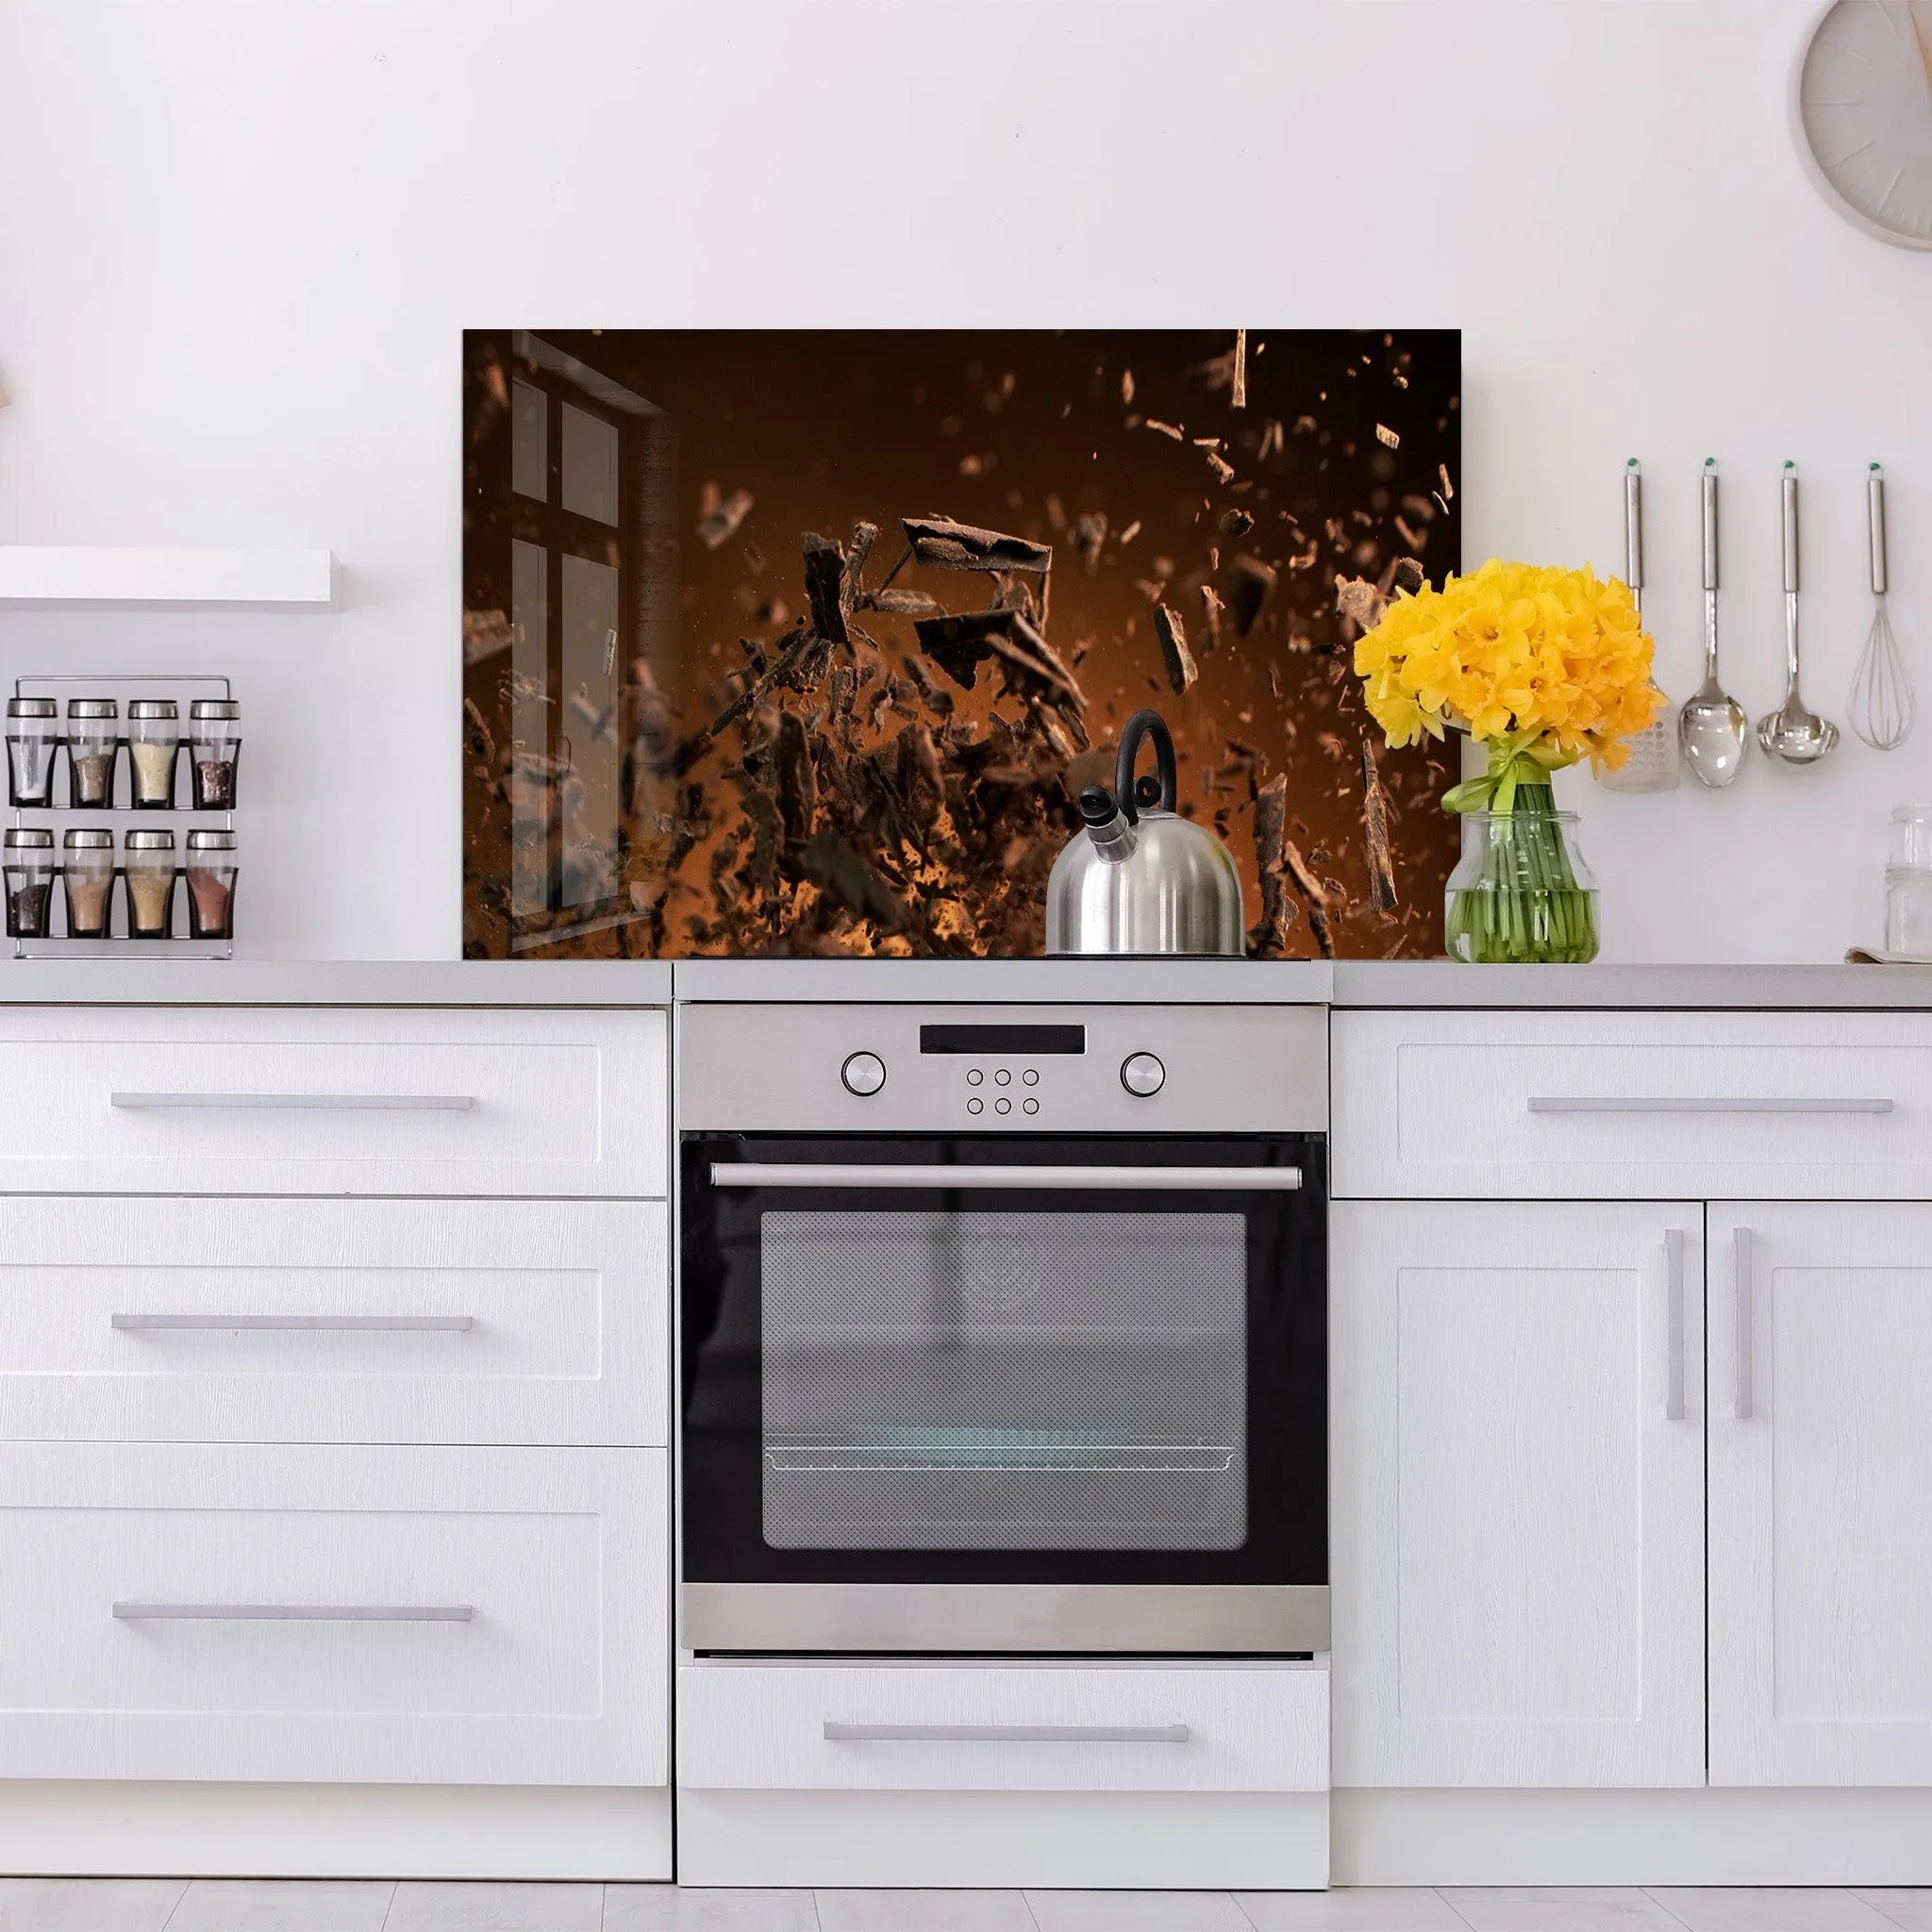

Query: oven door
left=679, top=1133, right=1326, bottom=1654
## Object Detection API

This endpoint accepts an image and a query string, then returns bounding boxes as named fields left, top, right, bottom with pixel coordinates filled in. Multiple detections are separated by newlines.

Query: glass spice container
left=61, top=828, right=117, bottom=938
left=66, top=698, right=119, bottom=808
left=128, top=699, right=181, bottom=808
left=6, top=697, right=61, bottom=808
left=1885, top=804, right=1932, bottom=960
left=188, top=698, right=241, bottom=810
left=123, top=828, right=178, bottom=938
left=3, top=827, right=57, bottom=939
left=184, top=828, right=238, bottom=940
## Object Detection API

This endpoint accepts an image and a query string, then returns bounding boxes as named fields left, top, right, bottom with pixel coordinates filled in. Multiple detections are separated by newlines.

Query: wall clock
left=1791, top=0, right=1932, bottom=249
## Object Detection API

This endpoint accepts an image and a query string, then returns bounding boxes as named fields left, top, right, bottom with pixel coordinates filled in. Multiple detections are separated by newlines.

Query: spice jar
left=123, top=828, right=177, bottom=938
left=188, top=698, right=241, bottom=810
left=6, top=697, right=60, bottom=808
left=1886, top=805, right=1932, bottom=960
left=66, top=698, right=119, bottom=808
left=128, top=699, right=181, bottom=808
left=185, top=828, right=238, bottom=940
left=61, top=828, right=117, bottom=938
left=4, top=828, right=56, bottom=939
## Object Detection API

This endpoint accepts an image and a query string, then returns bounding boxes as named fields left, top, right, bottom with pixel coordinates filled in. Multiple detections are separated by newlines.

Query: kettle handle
left=1115, top=710, right=1177, bottom=825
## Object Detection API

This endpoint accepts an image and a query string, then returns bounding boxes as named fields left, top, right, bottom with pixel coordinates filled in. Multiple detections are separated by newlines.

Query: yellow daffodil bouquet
left=1352, top=558, right=1662, bottom=962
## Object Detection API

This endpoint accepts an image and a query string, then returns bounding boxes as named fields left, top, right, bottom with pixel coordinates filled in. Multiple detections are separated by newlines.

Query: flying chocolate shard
left=1154, top=604, right=1197, bottom=696
left=915, top=608, right=1086, bottom=710
left=902, top=515, right=1051, bottom=575
left=802, top=532, right=849, bottom=643
left=1227, top=554, right=1278, bottom=639
left=1360, top=739, right=1398, bottom=913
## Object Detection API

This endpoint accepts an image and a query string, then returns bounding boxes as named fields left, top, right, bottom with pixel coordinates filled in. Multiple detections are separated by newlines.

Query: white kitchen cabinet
left=0, top=1007, right=666, bottom=1196
left=0, top=1196, right=666, bottom=1447
left=1709, top=1202, right=1932, bottom=1787
left=1331, top=1199, right=1706, bottom=1788
left=0, top=1441, right=666, bottom=1786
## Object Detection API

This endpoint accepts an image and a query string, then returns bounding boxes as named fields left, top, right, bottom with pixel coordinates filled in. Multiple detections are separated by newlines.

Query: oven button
left=994, top=1069, right=1011, bottom=1087
left=1023, top=1069, right=1039, bottom=1086
left=966, top=1096, right=983, bottom=1115
left=841, top=1051, right=887, bottom=1097
left=966, top=1069, right=983, bottom=1087
left=1023, top=1097, right=1039, bottom=1115
left=994, top=1097, right=1011, bottom=1115
left=1120, top=1052, right=1165, bottom=1097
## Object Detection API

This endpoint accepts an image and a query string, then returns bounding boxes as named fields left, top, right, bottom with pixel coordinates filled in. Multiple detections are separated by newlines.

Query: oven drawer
left=0, top=1197, right=666, bottom=1446
left=675, top=1658, right=1327, bottom=1792
left=0, top=1008, right=665, bottom=1196
left=0, top=1442, right=666, bottom=1785
left=1335, top=1009, right=1932, bottom=1200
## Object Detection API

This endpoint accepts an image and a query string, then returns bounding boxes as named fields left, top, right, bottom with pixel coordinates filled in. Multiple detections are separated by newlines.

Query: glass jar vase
left=1445, top=799, right=1600, bottom=964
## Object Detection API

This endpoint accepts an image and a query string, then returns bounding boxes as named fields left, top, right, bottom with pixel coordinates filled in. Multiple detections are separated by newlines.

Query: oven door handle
left=708, top=1162, right=1302, bottom=1191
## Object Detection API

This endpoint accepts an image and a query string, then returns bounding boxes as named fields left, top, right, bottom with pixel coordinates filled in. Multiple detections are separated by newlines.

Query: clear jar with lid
left=4, top=827, right=56, bottom=938
left=123, top=828, right=177, bottom=938
left=1886, top=804, right=1932, bottom=960
left=128, top=699, right=181, bottom=808
left=61, top=828, right=116, bottom=938
left=189, top=699, right=241, bottom=809
left=185, top=828, right=238, bottom=940
left=66, top=698, right=119, bottom=808
left=6, top=697, right=60, bottom=807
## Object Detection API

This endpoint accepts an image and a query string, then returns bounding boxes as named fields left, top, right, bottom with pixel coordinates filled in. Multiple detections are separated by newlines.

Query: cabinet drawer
left=676, top=1658, right=1326, bottom=1792
left=0, top=1008, right=664, bottom=1196
left=1336, top=1010, right=1932, bottom=1199
left=0, top=1443, right=666, bottom=1785
left=0, top=1197, right=665, bottom=1446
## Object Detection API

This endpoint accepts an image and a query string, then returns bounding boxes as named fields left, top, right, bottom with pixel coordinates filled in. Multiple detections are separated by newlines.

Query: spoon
left=1756, top=460, right=1839, bottom=766
left=1678, top=458, right=1749, bottom=786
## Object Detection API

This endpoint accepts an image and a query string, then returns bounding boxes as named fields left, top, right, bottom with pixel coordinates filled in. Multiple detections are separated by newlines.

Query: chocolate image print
left=461, top=329, right=1460, bottom=959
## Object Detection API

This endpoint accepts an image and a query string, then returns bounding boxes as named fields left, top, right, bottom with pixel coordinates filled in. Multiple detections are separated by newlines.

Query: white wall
left=0, top=0, right=1924, bottom=963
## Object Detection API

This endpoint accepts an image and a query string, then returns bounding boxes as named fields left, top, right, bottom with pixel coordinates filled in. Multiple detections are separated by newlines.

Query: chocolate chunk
left=1227, top=554, right=1278, bottom=638
left=1154, top=604, right=1197, bottom=695
left=902, top=516, right=1051, bottom=575
left=803, top=532, right=849, bottom=643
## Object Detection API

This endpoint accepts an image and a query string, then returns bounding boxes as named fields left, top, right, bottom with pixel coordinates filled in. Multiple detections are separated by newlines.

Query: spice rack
left=5, top=674, right=239, bottom=959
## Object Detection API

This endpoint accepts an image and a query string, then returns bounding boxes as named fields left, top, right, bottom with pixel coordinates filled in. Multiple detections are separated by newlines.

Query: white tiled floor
left=1, top=1885, right=1928, bottom=1932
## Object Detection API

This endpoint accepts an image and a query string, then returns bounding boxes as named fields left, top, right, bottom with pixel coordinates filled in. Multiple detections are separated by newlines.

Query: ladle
left=1756, top=461, right=1839, bottom=767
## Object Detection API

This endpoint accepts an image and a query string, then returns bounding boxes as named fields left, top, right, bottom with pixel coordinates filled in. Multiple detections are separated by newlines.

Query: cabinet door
left=1709, top=1202, right=1932, bottom=1786
left=1332, top=1200, right=1706, bottom=1788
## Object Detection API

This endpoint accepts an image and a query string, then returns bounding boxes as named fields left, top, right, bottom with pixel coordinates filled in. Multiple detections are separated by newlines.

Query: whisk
left=1849, top=462, right=1916, bottom=751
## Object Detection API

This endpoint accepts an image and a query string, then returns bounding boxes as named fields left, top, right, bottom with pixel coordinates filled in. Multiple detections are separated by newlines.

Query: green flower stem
left=1445, top=784, right=1600, bottom=964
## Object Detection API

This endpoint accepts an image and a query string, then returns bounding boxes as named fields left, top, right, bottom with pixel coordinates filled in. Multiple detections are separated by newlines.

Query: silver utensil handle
left=710, top=1162, right=1302, bottom=1191
left=824, top=1722, right=1189, bottom=1744
left=1703, top=460, right=1720, bottom=591
left=1663, top=1227, right=1686, bottom=1423
left=1528, top=1096, right=1892, bottom=1114
left=113, top=1602, right=475, bottom=1622
left=1783, top=464, right=1800, bottom=595
left=1625, top=459, right=1643, bottom=593
left=1870, top=464, right=1887, bottom=596
left=111, top=1092, right=474, bottom=1111
left=1734, top=1225, right=1754, bottom=1421
left=111, top=1314, right=475, bottom=1332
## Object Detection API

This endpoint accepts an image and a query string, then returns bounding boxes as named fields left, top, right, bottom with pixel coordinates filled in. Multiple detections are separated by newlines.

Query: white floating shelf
left=0, top=547, right=338, bottom=610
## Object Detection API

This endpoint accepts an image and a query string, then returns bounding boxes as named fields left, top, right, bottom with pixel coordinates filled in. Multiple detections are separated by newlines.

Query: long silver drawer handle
left=114, top=1603, right=474, bottom=1622
left=1663, top=1227, right=1686, bottom=1422
left=1734, top=1225, right=1754, bottom=1421
left=824, top=1721, right=1189, bottom=1744
left=712, top=1163, right=1300, bottom=1192
left=1528, top=1096, right=1892, bottom=1114
left=112, top=1314, right=475, bottom=1332
left=111, top=1092, right=475, bottom=1111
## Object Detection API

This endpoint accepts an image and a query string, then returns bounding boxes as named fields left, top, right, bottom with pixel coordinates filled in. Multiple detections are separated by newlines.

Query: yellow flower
left=1349, top=558, right=1657, bottom=770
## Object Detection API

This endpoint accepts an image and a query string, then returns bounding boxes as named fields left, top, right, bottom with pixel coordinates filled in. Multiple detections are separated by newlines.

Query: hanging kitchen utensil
left=1677, top=458, right=1749, bottom=787
left=1847, top=463, right=1915, bottom=752
left=1756, top=461, right=1839, bottom=766
left=1598, top=458, right=1678, bottom=791
left=1044, top=708, right=1244, bottom=956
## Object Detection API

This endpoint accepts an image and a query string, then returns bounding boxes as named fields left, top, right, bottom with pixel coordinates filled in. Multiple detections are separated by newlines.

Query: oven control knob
left=1120, top=1052, right=1166, bottom=1097
left=841, top=1052, right=887, bottom=1097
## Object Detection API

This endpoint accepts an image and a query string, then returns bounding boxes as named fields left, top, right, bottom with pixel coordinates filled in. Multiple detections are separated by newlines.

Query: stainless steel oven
left=677, top=1001, right=1327, bottom=1655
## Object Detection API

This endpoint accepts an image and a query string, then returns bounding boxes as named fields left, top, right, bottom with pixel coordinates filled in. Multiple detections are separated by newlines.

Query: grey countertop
left=0, top=955, right=1926, bottom=1009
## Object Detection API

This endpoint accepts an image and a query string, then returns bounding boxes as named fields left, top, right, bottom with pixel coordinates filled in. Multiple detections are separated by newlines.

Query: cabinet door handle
left=111, top=1314, right=475, bottom=1332
left=1528, top=1096, right=1891, bottom=1115
left=111, top=1092, right=475, bottom=1111
left=113, top=1602, right=474, bottom=1622
left=823, top=1721, right=1189, bottom=1744
left=1733, top=1224, right=1755, bottom=1421
left=1663, top=1227, right=1686, bottom=1422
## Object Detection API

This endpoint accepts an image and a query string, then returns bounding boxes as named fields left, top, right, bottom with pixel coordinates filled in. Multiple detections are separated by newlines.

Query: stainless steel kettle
left=1044, top=709, right=1245, bottom=956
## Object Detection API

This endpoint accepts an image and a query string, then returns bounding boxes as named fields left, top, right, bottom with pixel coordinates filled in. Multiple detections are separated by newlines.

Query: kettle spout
left=1079, top=784, right=1138, bottom=863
